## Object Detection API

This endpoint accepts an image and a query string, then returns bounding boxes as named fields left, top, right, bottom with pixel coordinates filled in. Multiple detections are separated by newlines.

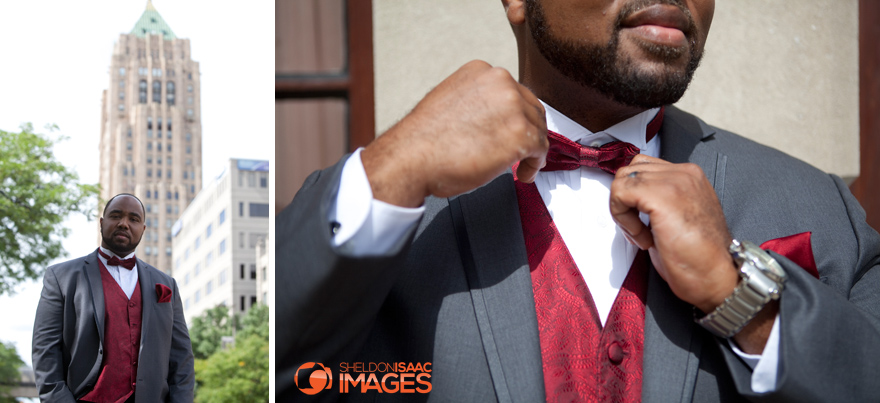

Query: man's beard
left=526, top=0, right=704, bottom=108
left=100, top=227, right=139, bottom=254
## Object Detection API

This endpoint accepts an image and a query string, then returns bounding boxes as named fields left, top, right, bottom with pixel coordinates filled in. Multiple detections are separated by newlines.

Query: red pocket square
left=156, top=283, right=173, bottom=303
left=760, top=232, right=819, bottom=279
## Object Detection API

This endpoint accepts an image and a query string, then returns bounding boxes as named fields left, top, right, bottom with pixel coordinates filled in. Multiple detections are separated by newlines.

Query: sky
left=0, top=0, right=274, bottom=367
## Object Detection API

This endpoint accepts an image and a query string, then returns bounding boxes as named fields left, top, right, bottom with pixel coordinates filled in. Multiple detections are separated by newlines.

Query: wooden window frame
left=274, top=0, right=374, bottom=152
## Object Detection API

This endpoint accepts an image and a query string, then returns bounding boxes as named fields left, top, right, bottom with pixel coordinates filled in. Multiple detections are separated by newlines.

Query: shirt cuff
left=331, top=148, right=424, bottom=256
left=729, top=314, right=781, bottom=393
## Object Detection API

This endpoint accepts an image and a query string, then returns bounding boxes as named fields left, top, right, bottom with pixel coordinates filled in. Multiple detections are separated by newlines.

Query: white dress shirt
left=329, top=102, right=779, bottom=392
left=97, top=246, right=139, bottom=299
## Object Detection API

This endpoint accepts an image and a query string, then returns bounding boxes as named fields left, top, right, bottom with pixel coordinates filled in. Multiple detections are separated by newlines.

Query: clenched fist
left=361, top=60, right=549, bottom=208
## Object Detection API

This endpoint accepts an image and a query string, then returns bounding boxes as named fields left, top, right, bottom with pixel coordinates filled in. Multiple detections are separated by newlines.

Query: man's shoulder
left=674, top=107, right=832, bottom=180
left=46, top=251, right=96, bottom=273
left=138, top=260, right=175, bottom=284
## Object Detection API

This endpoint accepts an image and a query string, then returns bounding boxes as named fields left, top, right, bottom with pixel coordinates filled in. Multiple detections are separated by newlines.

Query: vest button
left=608, top=342, right=625, bottom=364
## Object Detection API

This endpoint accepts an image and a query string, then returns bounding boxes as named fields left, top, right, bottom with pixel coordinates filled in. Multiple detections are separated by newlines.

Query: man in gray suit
left=33, top=194, right=194, bottom=402
left=278, top=0, right=880, bottom=401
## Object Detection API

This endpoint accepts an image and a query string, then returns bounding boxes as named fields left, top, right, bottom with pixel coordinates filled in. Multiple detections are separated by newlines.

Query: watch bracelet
left=696, top=261, right=772, bottom=338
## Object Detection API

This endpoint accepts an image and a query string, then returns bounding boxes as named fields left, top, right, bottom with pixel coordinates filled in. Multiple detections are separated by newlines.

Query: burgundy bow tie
left=541, top=107, right=665, bottom=175
left=98, top=249, right=137, bottom=270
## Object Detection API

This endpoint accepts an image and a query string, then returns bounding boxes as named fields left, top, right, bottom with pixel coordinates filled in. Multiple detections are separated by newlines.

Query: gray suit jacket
left=32, top=249, right=195, bottom=402
left=277, top=107, right=880, bottom=402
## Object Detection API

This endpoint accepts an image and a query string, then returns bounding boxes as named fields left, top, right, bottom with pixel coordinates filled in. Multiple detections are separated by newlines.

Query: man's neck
left=519, top=52, right=647, bottom=132
left=99, top=245, right=135, bottom=259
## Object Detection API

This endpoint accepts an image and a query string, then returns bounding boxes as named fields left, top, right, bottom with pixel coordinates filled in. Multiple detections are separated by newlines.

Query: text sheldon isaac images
left=295, top=361, right=433, bottom=395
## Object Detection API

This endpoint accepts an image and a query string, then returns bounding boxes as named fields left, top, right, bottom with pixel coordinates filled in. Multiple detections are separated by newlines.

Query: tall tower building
left=98, top=1, right=203, bottom=274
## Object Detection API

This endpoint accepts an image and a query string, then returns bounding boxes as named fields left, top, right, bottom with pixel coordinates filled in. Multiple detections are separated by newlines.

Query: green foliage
left=194, top=335, right=269, bottom=403
left=0, top=124, right=99, bottom=296
left=0, top=341, right=24, bottom=401
left=189, top=304, right=237, bottom=360
left=191, top=304, right=269, bottom=402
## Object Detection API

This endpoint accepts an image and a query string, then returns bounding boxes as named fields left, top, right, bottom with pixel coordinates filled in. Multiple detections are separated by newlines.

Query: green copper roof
left=130, top=0, right=176, bottom=40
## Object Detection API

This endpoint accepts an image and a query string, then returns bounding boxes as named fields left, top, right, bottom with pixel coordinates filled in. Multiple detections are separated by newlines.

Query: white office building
left=173, top=159, right=269, bottom=323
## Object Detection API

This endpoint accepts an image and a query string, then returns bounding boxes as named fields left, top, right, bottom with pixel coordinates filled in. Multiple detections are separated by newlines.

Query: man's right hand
left=361, top=60, right=549, bottom=208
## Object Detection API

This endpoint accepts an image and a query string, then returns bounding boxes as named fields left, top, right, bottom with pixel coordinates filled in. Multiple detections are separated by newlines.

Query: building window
left=166, top=204, right=172, bottom=214
left=250, top=264, right=257, bottom=280
left=176, top=192, right=180, bottom=200
left=157, top=143, right=162, bottom=152
left=219, top=209, right=226, bottom=225
left=206, top=252, right=213, bottom=267
left=184, top=273, right=190, bottom=285
left=147, top=142, right=153, bottom=151
left=126, top=141, right=132, bottom=151
left=206, top=224, right=212, bottom=239
left=166, top=219, right=172, bottom=228
left=138, top=67, right=147, bottom=76
left=219, top=239, right=226, bottom=255
left=219, top=269, right=227, bottom=285
left=240, top=264, right=245, bottom=279
left=183, top=171, right=188, bottom=179
left=239, top=202, right=244, bottom=217
left=167, top=191, right=172, bottom=200
left=166, top=247, right=171, bottom=256
left=152, top=68, right=162, bottom=77
left=167, top=81, right=175, bottom=105
left=184, top=247, right=190, bottom=260
left=195, top=263, right=201, bottom=276
left=127, top=128, right=132, bottom=137
left=147, top=129, right=152, bottom=138
left=249, top=203, right=270, bottom=218
left=146, top=190, right=151, bottom=199
left=186, top=132, right=192, bottom=142
left=167, top=144, right=172, bottom=152
left=187, top=109, right=193, bottom=117
left=195, top=290, right=201, bottom=303
left=239, top=232, right=245, bottom=248
left=118, top=91, right=124, bottom=100
left=167, top=170, right=172, bottom=179
left=138, top=80, right=146, bottom=104
left=240, top=295, right=245, bottom=311
left=206, top=280, right=213, bottom=295
left=187, top=84, right=193, bottom=92
left=157, top=169, right=162, bottom=178
left=251, top=296, right=257, bottom=308
left=118, top=104, right=124, bottom=112
left=186, top=146, right=191, bottom=154
left=187, top=97, right=193, bottom=105
left=119, top=79, right=125, bottom=88
left=260, top=174, right=267, bottom=188
left=145, top=246, right=151, bottom=255
left=147, top=169, right=152, bottom=178
left=153, top=80, right=161, bottom=103
left=147, top=156, right=153, bottom=164
left=167, top=117, right=172, bottom=131
left=157, top=156, right=161, bottom=165
left=194, top=236, right=200, bottom=250
left=123, top=167, right=128, bottom=176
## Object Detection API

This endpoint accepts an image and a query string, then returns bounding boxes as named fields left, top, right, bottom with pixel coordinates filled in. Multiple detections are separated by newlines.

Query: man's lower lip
left=623, top=25, right=688, bottom=46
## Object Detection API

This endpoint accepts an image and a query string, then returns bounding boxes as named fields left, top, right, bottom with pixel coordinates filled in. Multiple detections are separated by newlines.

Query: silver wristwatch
left=696, top=239, right=787, bottom=338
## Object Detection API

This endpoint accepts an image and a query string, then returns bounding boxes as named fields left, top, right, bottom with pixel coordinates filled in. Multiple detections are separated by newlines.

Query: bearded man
left=33, top=194, right=194, bottom=402
left=277, top=0, right=880, bottom=401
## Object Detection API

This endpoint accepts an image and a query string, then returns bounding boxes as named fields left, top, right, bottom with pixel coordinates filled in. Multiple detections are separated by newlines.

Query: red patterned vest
left=80, top=260, right=142, bottom=403
left=515, top=180, right=648, bottom=403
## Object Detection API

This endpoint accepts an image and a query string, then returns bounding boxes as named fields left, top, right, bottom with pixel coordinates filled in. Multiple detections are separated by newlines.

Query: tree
left=188, top=304, right=237, bottom=360
left=0, top=124, right=99, bottom=295
left=0, top=341, right=24, bottom=402
left=192, top=304, right=269, bottom=402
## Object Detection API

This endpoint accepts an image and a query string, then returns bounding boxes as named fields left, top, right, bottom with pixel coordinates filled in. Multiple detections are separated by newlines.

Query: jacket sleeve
left=32, top=267, right=77, bottom=403
left=166, top=278, right=195, bottom=402
left=275, top=154, right=420, bottom=399
left=722, top=175, right=880, bottom=402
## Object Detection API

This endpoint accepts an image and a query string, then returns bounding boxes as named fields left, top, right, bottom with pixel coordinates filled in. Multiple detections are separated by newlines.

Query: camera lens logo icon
left=295, top=362, right=333, bottom=395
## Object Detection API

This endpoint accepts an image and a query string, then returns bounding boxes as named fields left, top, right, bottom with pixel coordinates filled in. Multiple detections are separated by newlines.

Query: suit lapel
left=449, top=171, right=545, bottom=403
left=138, top=260, right=155, bottom=349
left=643, top=106, right=728, bottom=402
left=84, top=250, right=105, bottom=343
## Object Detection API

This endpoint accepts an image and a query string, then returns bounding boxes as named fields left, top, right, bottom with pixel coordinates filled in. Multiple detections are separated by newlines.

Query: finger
left=515, top=83, right=547, bottom=130
left=616, top=155, right=675, bottom=179
left=609, top=172, right=654, bottom=250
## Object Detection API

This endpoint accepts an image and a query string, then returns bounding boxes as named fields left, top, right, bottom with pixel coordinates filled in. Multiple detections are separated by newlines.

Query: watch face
left=742, top=241, right=787, bottom=281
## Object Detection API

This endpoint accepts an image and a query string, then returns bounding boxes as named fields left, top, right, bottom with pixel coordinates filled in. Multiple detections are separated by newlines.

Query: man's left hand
left=609, top=155, right=775, bottom=353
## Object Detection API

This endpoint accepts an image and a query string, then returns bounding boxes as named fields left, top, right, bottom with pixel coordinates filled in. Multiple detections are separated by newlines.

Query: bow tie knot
left=99, top=250, right=137, bottom=270
left=543, top=134, right=641, bottom=175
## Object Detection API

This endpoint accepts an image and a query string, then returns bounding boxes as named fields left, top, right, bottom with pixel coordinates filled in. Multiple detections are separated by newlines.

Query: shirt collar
left=541, top=100, right=660, bottom=151
left=99, top=246, right=136, bottom=260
